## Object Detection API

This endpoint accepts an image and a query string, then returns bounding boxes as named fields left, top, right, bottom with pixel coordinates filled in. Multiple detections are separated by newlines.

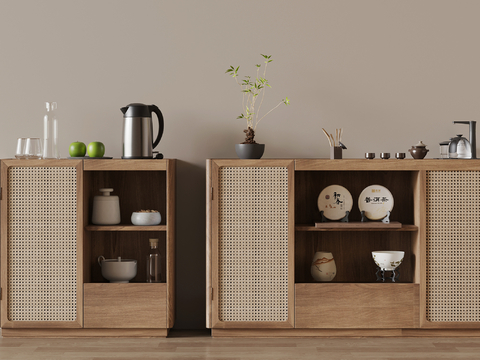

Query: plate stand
left=320, top=210, right=350, bottom=223
left=375, top=266, right=400, bottom=282
left=361, top=210, right=391, bottom=224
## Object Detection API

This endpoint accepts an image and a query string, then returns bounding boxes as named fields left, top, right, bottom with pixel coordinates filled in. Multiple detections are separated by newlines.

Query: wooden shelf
left=83, top=158, right=168, bottom=171
left=85, top=224, right=167, bottom=232
left=296, top=222, right=418, bottom=232
left=295, top=280, right=415, bottom=284
left=294, top=158, right=480, bottom=171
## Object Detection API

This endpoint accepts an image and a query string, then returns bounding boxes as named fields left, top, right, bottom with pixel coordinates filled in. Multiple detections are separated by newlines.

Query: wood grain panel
left=295, top=283, right=419, bottom=328
left=166, top=159, right=176, bottom=328
left=1, top=328, right=168, bottom=337
left=1, top=161, right=8, bottom=327
left=84, top=283, right=166, bottom=328
left=211, top=328, right=404, bottom=337
left=84, top=159, right=167, bottom=171
left=85, top=225, right=166, bottom=231
left=295, top=159, right=480, bottom=171
left=206, top=160, right=212, bottom=328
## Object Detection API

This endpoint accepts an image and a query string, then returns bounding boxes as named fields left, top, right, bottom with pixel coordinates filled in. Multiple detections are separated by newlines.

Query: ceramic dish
left=131, top=211, right=161, bottom=226
left=317, top=185, right=353, bottom=221
left=372, top=251, right=404, bottom=271
left=358, top=185, right=394, bottom=220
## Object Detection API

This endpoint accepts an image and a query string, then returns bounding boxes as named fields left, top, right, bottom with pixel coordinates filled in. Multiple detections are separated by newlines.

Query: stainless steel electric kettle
left=121, top=103, right=164, bottom=159
left=448, top=121, right=477, bottom=159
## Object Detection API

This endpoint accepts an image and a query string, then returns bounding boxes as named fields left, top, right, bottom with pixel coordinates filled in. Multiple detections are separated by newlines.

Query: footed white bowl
left=98, top=256, right=137, bottom=283
left=131, top=211, right=161, bottom=226
left=372, top=251, right=404, bottom=271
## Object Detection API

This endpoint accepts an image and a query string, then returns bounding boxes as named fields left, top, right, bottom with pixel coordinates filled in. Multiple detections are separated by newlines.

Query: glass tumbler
left=15, top=138, right=28, bottom=159
left=24, top=138, right=43, bottom=159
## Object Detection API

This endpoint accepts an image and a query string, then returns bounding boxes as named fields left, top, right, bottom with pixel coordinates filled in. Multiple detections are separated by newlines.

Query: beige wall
left=1, top=0, right=479, bottom=329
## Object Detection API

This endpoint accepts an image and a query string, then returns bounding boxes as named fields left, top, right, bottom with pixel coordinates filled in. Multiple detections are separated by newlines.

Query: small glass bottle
left=146, top=238, right=162, bottom=283
left=43, top=101, right=59, bottom=159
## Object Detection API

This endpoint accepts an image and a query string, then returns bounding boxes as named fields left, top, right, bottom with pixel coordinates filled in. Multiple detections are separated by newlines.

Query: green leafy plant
left=226, top=54, right=289, bottom=144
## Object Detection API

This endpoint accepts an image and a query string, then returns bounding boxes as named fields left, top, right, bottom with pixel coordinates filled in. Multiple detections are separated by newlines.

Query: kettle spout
left=120, top=106, right=128, bottom=114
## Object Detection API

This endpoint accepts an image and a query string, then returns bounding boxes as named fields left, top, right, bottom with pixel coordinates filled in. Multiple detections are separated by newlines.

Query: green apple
left=87, top=142, right=105, bottom=158
left=69, top=141, right=86, bottom=157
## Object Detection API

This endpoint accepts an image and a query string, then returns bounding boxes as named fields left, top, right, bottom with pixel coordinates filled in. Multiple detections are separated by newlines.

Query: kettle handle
left=149, top=105, right=164, bottom=150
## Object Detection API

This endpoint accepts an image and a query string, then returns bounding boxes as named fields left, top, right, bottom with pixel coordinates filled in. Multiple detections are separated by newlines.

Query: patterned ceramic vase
left=311, top=251, right=336, bottom=281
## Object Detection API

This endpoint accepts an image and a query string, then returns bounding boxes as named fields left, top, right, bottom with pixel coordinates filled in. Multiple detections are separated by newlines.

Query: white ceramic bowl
left=372, top=251, right=404, bottom=271
left=98, top=256, right=137, bottom=283
left=131, top=211, right=161, bottom=226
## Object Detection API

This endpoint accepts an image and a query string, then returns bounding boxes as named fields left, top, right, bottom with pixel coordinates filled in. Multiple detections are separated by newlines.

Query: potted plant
left=226, top=54, right=289, bottom=159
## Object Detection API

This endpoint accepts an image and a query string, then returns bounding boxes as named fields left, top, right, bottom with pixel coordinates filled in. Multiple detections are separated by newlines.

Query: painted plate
left=358, top=185, right=394, bottom=220
left=317, top=185, right=353, bottom=221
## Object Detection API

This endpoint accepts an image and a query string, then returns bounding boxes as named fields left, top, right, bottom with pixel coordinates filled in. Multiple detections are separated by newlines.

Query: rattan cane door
left=208, top=160, right=295, bottom=329
left=0, top=160, right=83, bottom=329
left=425, top=170, right=480, bottom=327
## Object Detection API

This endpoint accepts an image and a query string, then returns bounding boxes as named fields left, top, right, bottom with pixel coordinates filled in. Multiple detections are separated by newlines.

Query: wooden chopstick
left=322, top=128, right=332, bottom=146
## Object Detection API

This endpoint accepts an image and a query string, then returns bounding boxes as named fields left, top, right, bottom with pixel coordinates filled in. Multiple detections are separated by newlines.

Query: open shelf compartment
left=294, top=169, right=422, bottom=284
left=84, top=170, right=167, bottom=227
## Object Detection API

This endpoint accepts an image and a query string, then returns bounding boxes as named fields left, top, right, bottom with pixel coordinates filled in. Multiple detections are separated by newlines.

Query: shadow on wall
left=174, top=160, right=207, bottom=329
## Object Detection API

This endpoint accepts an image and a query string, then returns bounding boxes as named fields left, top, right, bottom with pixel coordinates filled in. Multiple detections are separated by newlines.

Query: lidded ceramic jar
left=311, top=251, right=336, bottom=281
left=408, top=141, right=429, bottom=159
left=92, top=188, right=121, bottom=225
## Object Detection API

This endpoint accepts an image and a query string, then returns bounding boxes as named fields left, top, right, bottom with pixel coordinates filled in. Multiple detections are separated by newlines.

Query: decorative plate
left=317, top=185, right=353, bottom=221
left=358, top=185, right=394, bottom=220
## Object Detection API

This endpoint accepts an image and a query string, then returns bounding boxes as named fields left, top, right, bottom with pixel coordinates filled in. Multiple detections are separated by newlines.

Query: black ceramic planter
left=235, top=144, right=265, bottom=159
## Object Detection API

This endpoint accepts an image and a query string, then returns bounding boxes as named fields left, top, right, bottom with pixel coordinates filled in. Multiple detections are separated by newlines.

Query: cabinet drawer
left=84, top=283, right=166, bottom=328
left=295, top=283, right=419, bottom=329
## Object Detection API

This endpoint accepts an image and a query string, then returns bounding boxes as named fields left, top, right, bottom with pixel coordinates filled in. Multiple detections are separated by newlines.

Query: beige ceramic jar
left=311, top=251, right=337, bottom=281
left=91, top=188, right=121, bottom=225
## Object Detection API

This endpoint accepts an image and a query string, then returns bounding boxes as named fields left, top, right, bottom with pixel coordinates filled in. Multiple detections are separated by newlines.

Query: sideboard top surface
left=208, top=158, right=480, bottom=171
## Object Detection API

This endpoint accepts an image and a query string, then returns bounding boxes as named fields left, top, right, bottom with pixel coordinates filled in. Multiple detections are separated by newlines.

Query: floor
left=1, top=330, right=480, bottom=359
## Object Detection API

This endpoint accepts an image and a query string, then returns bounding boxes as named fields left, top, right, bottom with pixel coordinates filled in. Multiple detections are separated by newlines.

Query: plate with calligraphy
left=358, top=184, right=394, bottom=220
left=317, top=185, right=353, bottom=221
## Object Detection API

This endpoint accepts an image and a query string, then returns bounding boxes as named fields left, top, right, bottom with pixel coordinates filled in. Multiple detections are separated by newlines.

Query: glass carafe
left=146, top=238, right=162, bottom=283
left=43, top=101, right=59, bottom=159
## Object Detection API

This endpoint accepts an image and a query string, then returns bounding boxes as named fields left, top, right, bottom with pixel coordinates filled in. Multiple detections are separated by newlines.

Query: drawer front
left=295, top=283, right=419, bottom=328
left=84, top=283, right=166, bottom=328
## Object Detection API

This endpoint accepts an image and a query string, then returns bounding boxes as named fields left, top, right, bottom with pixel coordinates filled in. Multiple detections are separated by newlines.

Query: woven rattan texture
left=218, top=167, right=289, bottom=322
left=426, top=171, right=480, bottom=322
left=7, top=167, right=77, bottom=322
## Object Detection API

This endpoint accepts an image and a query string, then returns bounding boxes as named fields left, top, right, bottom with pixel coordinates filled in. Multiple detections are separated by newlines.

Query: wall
left=1, top=0, right=479, bottom=329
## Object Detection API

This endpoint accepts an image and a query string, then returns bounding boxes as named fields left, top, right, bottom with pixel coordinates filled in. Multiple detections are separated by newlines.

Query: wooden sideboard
left=206, top=159, right=480, bottom=337
left=0, top=159, right=175, bottom=337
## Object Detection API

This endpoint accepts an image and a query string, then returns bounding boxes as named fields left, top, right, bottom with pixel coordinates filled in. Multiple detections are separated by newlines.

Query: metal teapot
left=449, top=121, right=476, bottom=159
left=449, top=134, right=472, bottom=159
